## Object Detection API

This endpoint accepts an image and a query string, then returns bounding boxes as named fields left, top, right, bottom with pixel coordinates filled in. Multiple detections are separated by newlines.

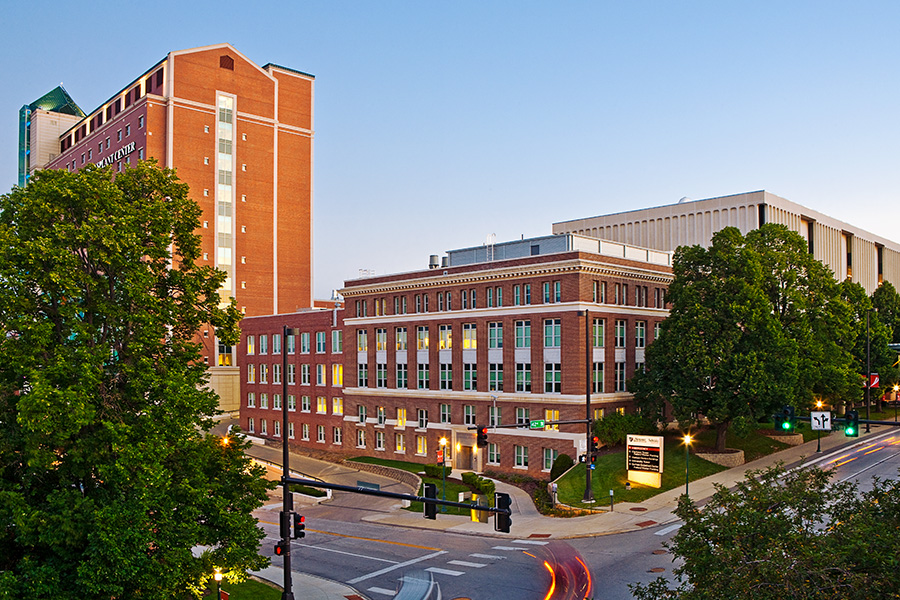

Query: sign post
left=811, top=411, right=832, bottom=453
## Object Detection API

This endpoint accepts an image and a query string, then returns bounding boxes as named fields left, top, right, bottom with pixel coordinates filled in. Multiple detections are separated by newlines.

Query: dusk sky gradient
left=3, top=1, right=899, bottom=299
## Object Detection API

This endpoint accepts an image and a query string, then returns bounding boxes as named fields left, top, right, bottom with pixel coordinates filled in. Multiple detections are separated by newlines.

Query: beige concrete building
left=552, top=190, right=900, bottom=294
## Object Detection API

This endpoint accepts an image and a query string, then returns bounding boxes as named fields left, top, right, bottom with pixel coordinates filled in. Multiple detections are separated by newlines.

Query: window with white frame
left=286, top=333, right=295, bottom=354
left=489, top=363, right=503, bottom=391
left=332, top=364, right=343, bottom=387
left=396, top=327, right=407, bottom=350
left=332, top=330, right=343, bottom=353
left=440, top=404, right=451, bottom=423
left=259, top=364, right=268, bottom=384
left=439, top=325, right=452, bottom=349
left=335, top=427, right=344, bottom=445
left=418, top=364, right=430, bottom=389
left=516, top=407, right=530, bottom=425
left=516, top=363, right=531, bottom=392
left=302, top=423, right=309, bottom=440
left=248, top=417, right=255, bottom=433
left=332, top=397, right=343, bottom=415
left=247, top=335, right=255, bottom=355
left=288, top=395, right=296, bottom=411
left=317, top=425, right=325, bottom=442
left=356, top=429, right=365, bottom=448
left=488, top=443, right=500, bottom=464
left=544, top=319, right=561, bottom=347
left=301, top=364, right=310, bottom=385
left=543, top=448, right=558, bottom=471
left=635, top=320, right=646, bottom=348
left=316, top=331, right=326, bottom=353
left=544, top=363, right=561, bottom=393
left=396, top=407, right=407, bottom=427
left=247, top=363, right=256, bottom=383
left=593, top=362, right=604, bottom=393
left=440, top=364, right=452, bottom=390
left=357, top=330, right=367, bottom=352
left=316, top=364, right=325, bottom=386
left=272, top=363, right=282, bottom=384
left=489, top=405, right=502, bottom=427
left=316, top=396, right=327, bottom=414
left=593, top=318, right=605, bottom=347
left=489, top=322, right=503, bottom=348
left=259, top=335, right=268, bottom=355
left=288, top=422, right=295, bottom=439
left=396, top=364, right=408, bottom=389
left=377, top=406, right=386, bottom=426
left=300, top=332, right=310, bottom=353
left=273, top=420, right=280, bottom=437
left=395, top=433, right=405, bottom=453
left=416, top=435, right=427, bottom=455
left=273, top=394, right=281, bottom=410
left=464, top=363, right=477, bottom=391
left=463, top=323, right=476, bottom=349
left=464, top=404, right=476, bottom=426
left=358, top=363, right=368, bottom=387
left=544, top=408, right=559, bottom=430
left=375, top=430, right=385, bottom=450
left=288, top=364, right=296, bottom=385
left=514, top=445, right=528, bottom=467
left=615, top=362, right=627, bottom=392
left=260, top=419, right=268, bottom=435
left=272, top=333, right=281, bottom=355
left=515, top=320, right=531, bottom=348
left=375, top=328, right=387, bottom=351
left=417, top=409, right=428, bottom=429
left=301, top=395, right=310, bottom=412
left=260, top=393, right=268, bottom=409
left=376, top=363, right=387, bottom=388
left=417, top=326, right=429, bottom=350
left=615, top=320, right=627, bottom=348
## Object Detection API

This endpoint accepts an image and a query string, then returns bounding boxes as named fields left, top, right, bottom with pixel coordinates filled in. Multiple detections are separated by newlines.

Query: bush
left=594, top=411, right=659, bottom=447
left=424, top=463, right=451, bottom=478
left=550, top=453, right=575, bottom=481
left=461, top=471, right=495, bottom=499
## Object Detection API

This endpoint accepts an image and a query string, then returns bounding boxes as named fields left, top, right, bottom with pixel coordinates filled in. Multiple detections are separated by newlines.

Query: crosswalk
left=365, top=540, right=549, bottom=597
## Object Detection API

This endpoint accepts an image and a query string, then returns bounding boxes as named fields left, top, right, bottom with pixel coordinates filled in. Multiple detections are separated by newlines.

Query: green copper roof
left=27, top=85, right=85, bottom=117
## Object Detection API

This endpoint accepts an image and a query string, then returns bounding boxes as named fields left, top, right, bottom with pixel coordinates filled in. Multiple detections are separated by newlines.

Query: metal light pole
left=866, top=310, right=871, bottom=433
left=579, top=310, right=594, bottom=503
left=683, top=434, right=692, bottom=498
left=439, top=437, right=448, bottom=512
left=894, top=384, right=899, bottom=422
left=815, top=400, right=823, bottom=453
left=281, top=325, right=295, bottom=600
left=214, top=569, right=223, bottom=600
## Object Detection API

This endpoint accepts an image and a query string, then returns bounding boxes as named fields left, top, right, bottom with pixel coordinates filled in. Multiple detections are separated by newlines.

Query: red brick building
left=41, top=44, right=314, bottom=410
left=239, top=234, right=673, bottom=477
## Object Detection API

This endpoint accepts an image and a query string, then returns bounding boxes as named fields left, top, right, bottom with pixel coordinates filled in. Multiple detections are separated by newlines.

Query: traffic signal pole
left=581, top=310, right=594, bottom=503
left=280, top=326, right=295, bottom=600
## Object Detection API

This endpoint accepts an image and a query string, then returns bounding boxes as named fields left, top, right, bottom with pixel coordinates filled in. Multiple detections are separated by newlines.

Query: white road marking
left=492, top=546, right=528, bottom=551
left=448, top=560, right=487, bottom=568
left=425, top=567, right=465, bottom=576
left=655, top=523, right=682, bottom=536
left=366, top=587, right=397, bottom=596
left=470, top=553, right=506, bottom=560
left=295, top=543, right=398, bottom=563
left=347, top=551, right=448, bottom=584
left=513, top=539, right=550, bottom=545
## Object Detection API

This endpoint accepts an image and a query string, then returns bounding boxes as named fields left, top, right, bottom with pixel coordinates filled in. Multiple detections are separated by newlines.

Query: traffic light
left=590, top=453, right=597, bottom=464
left=292, top=514, right=306, bottom=539
left=591, top=435, right=600, bottom=453
left=780, top=406, right=795, bottom=432
left=494, top=492, right=512, bottom=533
left=476, top=426, right=488, bottom=448
left=424, top=482, right=437, bottom=519
left=845, top=410, right=859, bottom=437
left=274, top=541, right=287, bottom=556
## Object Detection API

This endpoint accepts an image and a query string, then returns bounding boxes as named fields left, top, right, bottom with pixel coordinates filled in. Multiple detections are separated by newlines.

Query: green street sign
left=529, top=419, right=546, bottom=430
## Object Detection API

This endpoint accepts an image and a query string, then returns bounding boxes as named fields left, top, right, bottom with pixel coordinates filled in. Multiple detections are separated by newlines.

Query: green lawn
left=207, top=577, right=281, bottom=600
left=556, top=434, right=727, bottom=507
left=347, top=456, right=426, bottom=474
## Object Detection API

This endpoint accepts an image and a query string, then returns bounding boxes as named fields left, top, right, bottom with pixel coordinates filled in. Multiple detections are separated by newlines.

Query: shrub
left=594, top=411, right=659, bottom=447
left=424, top=463, right=450, bottom=478
left=550, top=453, right=575, bottom=481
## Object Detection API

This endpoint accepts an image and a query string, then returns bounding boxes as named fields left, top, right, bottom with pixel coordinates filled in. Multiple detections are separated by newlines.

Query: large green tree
left=745, top=225, right=857, bottom=405
left=632, top=227, right=797, bottom=451
left=871, top=280, right=900, bottom=344
left=0, top=163, right=271, bottom=598
left=632, top=465, right=900, bottom=600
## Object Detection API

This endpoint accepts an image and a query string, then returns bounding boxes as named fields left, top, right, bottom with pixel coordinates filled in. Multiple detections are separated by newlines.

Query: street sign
left=626, top=434, right=664, bottom=488
left=811, top=411, right=832, bottom=431
left=436, top=450, right=444, bottom=464
left=869, top=373, right=880, bottom=388
left=589, top=463, right=596, bottom=470
left=529, top=419, right=546, bottom=430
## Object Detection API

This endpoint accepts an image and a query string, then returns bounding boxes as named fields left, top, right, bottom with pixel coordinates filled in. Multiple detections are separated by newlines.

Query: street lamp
left=439, top=437, right=448, bottom=512
left=894, top=384, right=899, bottom=422
left=281, top=325, right=296, bottom=600
left=213, top=568, right=223, bottom=600
left=577, top=310, right=594, bottom=504
left=815, top=400, right=824, bottom=453
left=866, top=309, right=872, bottom=433
left=683, top=434, right=693, bottom=498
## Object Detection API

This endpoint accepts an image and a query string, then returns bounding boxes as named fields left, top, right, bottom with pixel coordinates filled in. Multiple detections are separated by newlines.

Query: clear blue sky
left=3, top=1, right=899, bottom=299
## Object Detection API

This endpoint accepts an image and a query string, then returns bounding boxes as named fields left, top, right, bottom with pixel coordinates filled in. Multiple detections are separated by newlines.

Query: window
left=439, top=325, right=452, bottom=349
left=554, top=281, right=562, bottom=302
left=615, top=362, right=627, bottom=392
left=470, top=289, right=477, bottom=308
left=489, top=363, right=503, bottom=391
left=593, top=362, right=604, bottom=393
left=544, top=363, right=561, bottom=393
left=516, top=407, right=530, bottom=426
left=377, top=406, right=386, bottom=425
left=316, top=364, right=325, bottom=385
left=332, top=330, right=343, bottom=353
left=463, top=363, right=477, bottom=391
left=440, top=404, right=451, bottom=423
left=655, top=322, right=662, bottom=340
left=273, top=394, right=282, bottom=410
left=396, top=364, right=408, bottom=388
left=543, top=448, right=559, bottom=471
left=417, top=409, right=428, bottom=429
left=302, top=423, right=309, bottom=441
left=396, top=327, right=407, bottom=350
left=316, top=396, right=327, bottom=413
left=375, top=430, right=385, bottom=450
left=544, top=409, right=559, bottom=431
left=461, top=290, right=468, bottom=310
left=593, top=319, right=605, bottom=347
left=286, top=333, right=295, bottom=354
left=446, top=292, right=452, bottom=311
left=273, top=420, right=281, bottom=438
left=288, top=422, right=295, bottom=439
left=515, top=445, right=528, bottom=468
left=260, top=393, right=269, bottom=409
left=544, top=319, right=561, bottom=347
left=464, top=405, right=476, bottom=426
left=333, top=427, right=342, bottom=445
left=358, top=363, right=368, bottom=387
left=395, top=433, right=406, bottom=453
left=489, top=322, right=503, bottom=348
left=247, top=392, right=256, bottom=408
left=514, top=285, right=521, bottom=306
left=247, top=364, right=255, bottom=383
left=375, top=328, right=387, bottom=351
left=376, top=363, right=387, bottom=388
left=418, top=364, right=430, bottom=389
left=358, top=405, right=367, bottom=424
left=487, top=287, right=493, bottom=307
left=332, top=364, right=343, bottom=386
left=300, top=332, right=310, bottom=353
left=615, top=320, right=627, bottom=348
left=248, top=418, right=255, bottom=433
left=332, top=397, right=343, bottom=415
left=259, top=364, right=268, bottom=384
left=272, top=364, right=282, bottom=384
left=416, top=435, right=427, bottom=456
left=635, top=321, right=646, bottom=348
left=440, top=364, right=452, bottom=390
left=117, top=129, right=122, bottom=142
left=463, top=323, right=477, bottom=349
left=317, top=425, right=325, bottom=443
left=138, top=116, right=144, bottom=128
left=438, top=293, right=444, bottom=312
left=543, top=282, right=551, bottom=303
left=415, top=295, right=422, bottom=313
left=301, top=364, right=310, bottom=385
left=417, top=326, right=429, bottom=350
left=316, top=331, right=326, bottom=353
left=488, top=443, right=500, bottom=464
left=272, top=334, right=282, bottom=354
left=301, top=396, right=311, bottom=412
left=247, top=335, right=255, bottom=354
left=259, top=335, right=268, bottom=355
left=260, top=419, right=267, bottom=435
left=515, top=320, right=531, bottom=348
left=496, top=286, right=503, bottom=306
left=516, top=363, right=532, bottom=392
left=396, top=408, right=407, bottom=428
left=489, top=405, right=502, bottom=427
left=288, top=395, right=296, bottom=411
left=357, top=330, right=368, bottom=352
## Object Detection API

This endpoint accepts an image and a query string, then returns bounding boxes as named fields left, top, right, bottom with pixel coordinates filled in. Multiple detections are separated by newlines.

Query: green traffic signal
left=845, top=410, right=859, bottom=437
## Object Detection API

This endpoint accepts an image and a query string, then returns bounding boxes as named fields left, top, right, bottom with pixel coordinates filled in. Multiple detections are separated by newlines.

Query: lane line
left=655, top=523, right=683, bottom=536
left=514, top=540, right=550, bottom=545
left=493, top=546, right=528, bottom=551
left=448, top=560, right=487, bottom=568
left=309, top=530, right=441, bottom=551
left=294, top=543, right=398, bottom=564
left=367, top=587, right=397, bottom=596
left=347, top=551, right=448, bottom=585
left=425, top=567, right=465, bottom=576
left=470, top=553, right=506, bottom=560
left=839, top=451, right=900, bottom=483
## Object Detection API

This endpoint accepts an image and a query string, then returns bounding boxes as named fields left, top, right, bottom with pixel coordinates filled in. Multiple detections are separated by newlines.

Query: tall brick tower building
left=35, top=43, right=314, bottom=410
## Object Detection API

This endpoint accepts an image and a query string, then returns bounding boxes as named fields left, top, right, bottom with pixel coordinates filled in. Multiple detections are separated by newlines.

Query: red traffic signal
left=293, top=514, right=306, bottom=539
left=476, top=426, right=488, bottom=448
left=591, top=436, right=600, bottom=453
left=274, top=541, right=287, bottom=556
